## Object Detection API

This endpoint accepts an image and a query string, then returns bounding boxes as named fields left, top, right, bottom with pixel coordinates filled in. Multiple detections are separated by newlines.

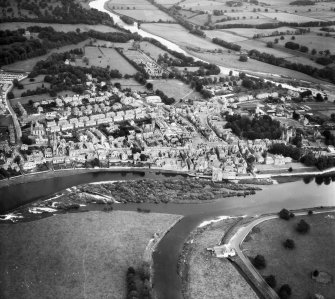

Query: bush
left=264, top=274, right=276, bottom=288
left=308, top=210, right=313, bottom=215
left=279, top=208, right=291, bottom=220
left=252, top=254, right=266, bottom=269
left=312, top=270, right=319, bottom=277
left=283, top=239, right=295, bottom=249
left=239, top=54, right=248, bottom=62
left=278, top=284, right=292, bottom=299
left=296, top=219, right=310, bottom=234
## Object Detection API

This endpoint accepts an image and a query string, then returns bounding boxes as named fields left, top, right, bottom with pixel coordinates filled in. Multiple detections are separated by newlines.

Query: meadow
left=139, top=41, right=175, bottom=60
left=141, top=23, right=221, bottom=51
left=12, top=75, right=50, bottom=98
left=106, top=0, right=174, bottom=22
left=0, top=211, right=182, bottom=299
left=242, top=212, right=335, bottom=299
left=77, top=46, right=137, bottom=75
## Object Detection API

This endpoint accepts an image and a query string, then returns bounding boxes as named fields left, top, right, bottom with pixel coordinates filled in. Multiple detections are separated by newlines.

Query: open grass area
left=2, top=40, right=89, bottom=72
left=0, top=211, right=182, bottom=299
left=0, top=22, right=121, bottom=33
left=77, top=46, right=137, bottom=75
left=204, top=30, right=248, bottom=43
left=110, top=78, right=148, bottom=92
left=242, top=212, right=335, bottom=299
left=150, top=79, right=203, bottom=100
left=139, top=41, right=175, bottom=61
left=141, top=23, right=221, bottom=51
left=106, top=0, right=174, bottom=22
left=12, top=75, right=49, bottom=98
left=181, top=218, right=258, bottom=299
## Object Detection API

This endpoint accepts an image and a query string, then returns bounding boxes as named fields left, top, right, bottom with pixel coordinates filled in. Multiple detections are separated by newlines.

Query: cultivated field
left=150, top=79, right=203, bottom=100
left=0, top=211, right=182, bottom=299
left=182, top=218, right=258, bottom=299
left=106, top=0, right=174, bottom=22
left=77, top=46, right=137, bottom=75
left=141, top=23, right=221, bottom=51
left=0, top=22, right=121, bottom=33
left=2, top=40, right=89, bottom=72
left=242, top=212, right=335, bottom=299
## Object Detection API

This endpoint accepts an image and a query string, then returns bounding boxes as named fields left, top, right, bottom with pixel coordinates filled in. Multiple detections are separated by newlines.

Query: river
left=1, top=171, right=335, bottom=298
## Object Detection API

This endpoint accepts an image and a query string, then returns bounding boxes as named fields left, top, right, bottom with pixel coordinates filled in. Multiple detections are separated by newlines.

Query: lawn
left=141, top=23, right=221, bottom=51
left=242, top=212, right=335, bottom=299
left=110, top=78, right=148, bottom=92
left=106, top=0, right=174, bottom=22
left=182, top=217, right=258, bottom=299
left=12, top=75, right=50, bottom=98
left=139, top=41, right=176, bottom=61
left=0, top=211, right=182, bottom=299
left=2, top=40, right=89, bottom=72
left=150, top=79, right=203, bottom=100
left=77, top=46, right=137, bottom=75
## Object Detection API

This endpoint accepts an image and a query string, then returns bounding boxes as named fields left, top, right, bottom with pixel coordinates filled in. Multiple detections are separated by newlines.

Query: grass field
left=223, top=27, right=295, bottom=39
left=110, top=78, right=148, bottom=92
left=0, top=211, right=182, bottom=299
left=12, top=75, right=50, bottom=98
left=141, top=23, right=221, bottom=51
left=2, top=40, right=89, bottom=72
left=77, top=46, right=137, bottom=75
left=182, top=218, right=258, bottom=299
left=204, top=30, right=248, bottom=43
left=150, top=79, right=203, bottom=100
left=139, top=41, right=175, bottom=60
left=0, top=22, right=121, bottom=33
left=106, top=0, right=174, bottom=22
left=259, top=12, right=323, bottom=23
left=242, top=212, right=335, bottom=299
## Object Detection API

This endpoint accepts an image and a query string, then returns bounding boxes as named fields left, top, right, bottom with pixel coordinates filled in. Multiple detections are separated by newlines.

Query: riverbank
left=178, top=216, right=258, bottom=299
left=0, top=210, right=182, bottom=299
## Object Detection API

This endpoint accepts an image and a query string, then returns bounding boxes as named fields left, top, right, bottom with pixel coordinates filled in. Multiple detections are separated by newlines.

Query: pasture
left=204, top=30, right=248, bottom=43
left=141, top=23, right=221, bottom=51
left=77, top=46, right=137, bottom=75
left=223, top=27, right=295, bottom=39
left=106, top=0, right=174, bottom=22
left=0, top=211, right=182, bottom=299
left=139, top=41, right=175, bottom=60
left=242, top=212, right=335, bottom=299
left=259, top=12, right=323, bottom=23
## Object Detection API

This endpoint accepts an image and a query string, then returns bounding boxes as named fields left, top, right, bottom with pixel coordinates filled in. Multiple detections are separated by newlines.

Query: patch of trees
left=279, top=208, right=295, bottom=220
left=126, top=263, right=152, bottom=299
left=155, top=89, right=175, bottom=105
left=225, top=114, right=283, bottom=140
left=278, top=284, right=292, bottom=299
left=296, top=219, right=310, bottom=234
left=301, top=151, right=335, bottom=170
left=120, top=15, right=135, bottom=25
left=0, top=0, right=114, bottom=26
left=283, top=239, right=295, bottom=249
left=252, top=254, right=266, bottom=269
left=268, top=143, right=302, bottom=161
left=241, top=77, right=275, bottom=90
left=285, top=41, right=309, bottom=53
left=212, top=37, right=241, bottom=52
left=0, top=167, right=20, bottom=180
left=248, top=49, right=335, bottom=84
left=290, top=0, right=315, bottom=5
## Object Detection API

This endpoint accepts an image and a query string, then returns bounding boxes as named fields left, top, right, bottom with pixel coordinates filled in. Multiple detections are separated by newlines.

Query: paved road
left=228, top=209, right=335, bottom=299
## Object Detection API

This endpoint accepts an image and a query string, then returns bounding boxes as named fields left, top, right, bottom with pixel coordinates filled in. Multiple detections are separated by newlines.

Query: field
left=139, top=41, right=175, bottom=60
left=204, top=30, right=248, bottom=43
left=110, top=78, right=148, bottom=92
left=77, top=46, right=137, bottom=75
left=141, top=23, right=221, bottom=51
left=12, top=75, right=50, bottom=98
left=181, top=217, right=258, bottom=299
left=2, top=40, right=89, bottom=72
left=242, top=212, right=335, bottom=299
left=0, top=22, right=121, bottom=33
left=259, top=12, right=323, bottom=23
left=0, top=211, right=182, bottom=299
left=150, top=79, right=203, bottom=100
left=222, top=27, right=295, bottom=39
left=106, top=0, right=174, bottom=22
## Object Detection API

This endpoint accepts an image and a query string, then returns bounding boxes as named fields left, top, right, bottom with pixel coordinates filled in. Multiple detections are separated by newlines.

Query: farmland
left=106, top=0, right=174, bottom=22
left=0, top=211, right=182, bottom=299
left=141, top=23, right=221, bottom=51
left=242, top=212, right=335, bottom=299
left=77, top=46, right=137, bottom=75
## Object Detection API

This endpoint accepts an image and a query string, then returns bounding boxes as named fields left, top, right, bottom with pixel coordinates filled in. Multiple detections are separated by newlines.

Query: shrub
left=252, top=254, right=266, bottom=269
left=283, top=239, right=295, bottom=249
left=239, top=54, right=248, bottom=62
left=265, top=274, right=276, bottom=288
left=308, top=210, right=313, bottom=215
left=278, top=284, right=292, bottom=299
left=312, top=270, right=319, bottom=277
left=279, top=208, right=291, bottom=220
left=296, top=219, right=310, bottom=234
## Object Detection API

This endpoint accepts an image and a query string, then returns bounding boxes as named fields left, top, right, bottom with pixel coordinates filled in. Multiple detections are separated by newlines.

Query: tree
left=239, top=54, right=248, bottom=62
left=146, top=82, right=153, bottom=90
left=264, top=275, right=276, bottom=288
left=283, top=239, right=295, bottom=249
left=252, top=254, right=266, bottom=269
left=279, top=208, right=291, bottom=220
left=266, top=41, right=274, bottom=48
left=278, top=284, right=292, bottom=299
left=7, top=91, right=14, bottom=99
left=311, top=48, right=317, bottom=55
left=296, top=219, right=310, bottom=234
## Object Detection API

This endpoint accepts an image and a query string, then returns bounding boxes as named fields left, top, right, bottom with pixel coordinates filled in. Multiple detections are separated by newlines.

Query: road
left=228, top=209, right=335, bottom=299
